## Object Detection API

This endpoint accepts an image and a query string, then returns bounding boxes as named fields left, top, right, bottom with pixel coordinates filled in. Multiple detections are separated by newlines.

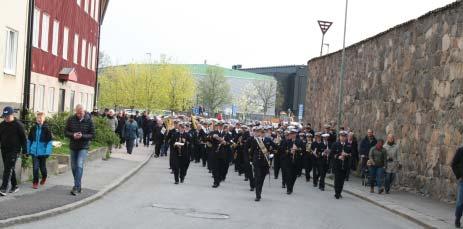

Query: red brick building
left=30, top=0, right=109, bottom=114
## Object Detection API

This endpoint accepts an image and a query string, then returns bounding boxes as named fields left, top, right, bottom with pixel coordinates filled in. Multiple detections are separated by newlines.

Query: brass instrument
left=290, top=144, right=298, bottom=163
left=256, top=137, right=271, bottom=167
left=213, top=134, right=226, bottom=152
left=191, top=115, right=198, bottom=130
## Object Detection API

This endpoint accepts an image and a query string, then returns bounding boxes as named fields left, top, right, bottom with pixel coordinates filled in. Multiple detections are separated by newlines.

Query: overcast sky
left=100, top=0, right=456, bottom=68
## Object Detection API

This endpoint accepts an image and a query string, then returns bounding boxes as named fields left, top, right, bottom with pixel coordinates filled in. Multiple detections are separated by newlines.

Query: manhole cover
left=185, top=212, right=230, bottom=219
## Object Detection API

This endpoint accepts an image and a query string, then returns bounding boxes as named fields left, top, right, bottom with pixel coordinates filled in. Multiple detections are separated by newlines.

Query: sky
left=100, top=0, right=457, bottom=69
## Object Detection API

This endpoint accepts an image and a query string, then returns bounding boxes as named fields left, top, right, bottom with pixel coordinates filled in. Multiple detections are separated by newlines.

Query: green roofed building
left=184, top=64, right=277, bottom=118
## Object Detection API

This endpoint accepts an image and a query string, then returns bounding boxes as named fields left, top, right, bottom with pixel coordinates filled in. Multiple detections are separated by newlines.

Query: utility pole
left=337, top=0, right=349, bottom=133
left=318, top=20, right=333, bottom=56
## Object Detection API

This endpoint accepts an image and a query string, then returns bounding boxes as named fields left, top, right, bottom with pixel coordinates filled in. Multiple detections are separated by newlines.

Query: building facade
left=30, top=0, right=108, bottom=114
left=0, top=0, right=30, bottom=112
left=239, top=65, right=308, bottom=120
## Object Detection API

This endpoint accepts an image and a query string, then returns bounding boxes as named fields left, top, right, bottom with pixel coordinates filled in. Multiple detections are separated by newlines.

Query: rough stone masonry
left=304, top=1, right=463, bottom=202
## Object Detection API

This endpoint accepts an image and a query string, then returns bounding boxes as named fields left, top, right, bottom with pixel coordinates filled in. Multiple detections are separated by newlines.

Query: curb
left=324, top=179, right=436, bottom=229
left=0, top=152, right=153, bottom=228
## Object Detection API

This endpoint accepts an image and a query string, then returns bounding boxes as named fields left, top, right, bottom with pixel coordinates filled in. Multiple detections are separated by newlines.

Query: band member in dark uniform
left=169, top=123, right=190, bottom=184
left=281, top=128, right=302, bottom=195
left=198, top=122, right=208, bottom=167
left=250, top=127, right=271, bottom=201
left=243, top=127, right=255, bottom=191
left=331, top=131, right=352, bottom=199
left=273, top=130, right=283, bottom=180
left=211, top=122, right=231, bottom=188
left=312, top=132, right=329, bottom=191
left=302, top=133, right=314, bottom=182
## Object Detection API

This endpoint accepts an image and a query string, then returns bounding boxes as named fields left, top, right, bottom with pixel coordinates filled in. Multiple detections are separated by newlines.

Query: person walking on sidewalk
left=27, top=112, right=53, bottom=189
left=105, top=109, right=118, bottom=153
left=368, top=139, right=387, bottom=194
left=0, top=106, right=27, bottom=196
left=123, top=115, right=139, bottom=154
left=65, top=104, right=95, bottom=196
left=383, top=134, right=400, bottom=194
left=451, top=146, right=463, bottom=228
left=359, top=129, right=377, bottom=182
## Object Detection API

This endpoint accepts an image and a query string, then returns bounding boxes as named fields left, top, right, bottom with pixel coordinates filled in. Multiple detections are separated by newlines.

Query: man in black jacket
left=65, top=105, right=95, bottom=196
left=452, top=146, right=463, bottom=228
left=0, top=107, right=27, bottom=196
left=331, top=131, right=352, bottom=199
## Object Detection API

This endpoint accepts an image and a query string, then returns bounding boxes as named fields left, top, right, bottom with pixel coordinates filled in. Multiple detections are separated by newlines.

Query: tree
left=197, top=66, right=231, bottom=115
left=253, top=80, right=277, bottom=116
left=235, top=83, right=260, bottom=121
left=98, top=51, right=112, bottom=69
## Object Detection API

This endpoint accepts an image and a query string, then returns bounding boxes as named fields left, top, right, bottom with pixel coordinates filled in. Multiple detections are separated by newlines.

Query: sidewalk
left=0, top=145, right=152, bottom=227
left=326, top=175, right=454, bottom=228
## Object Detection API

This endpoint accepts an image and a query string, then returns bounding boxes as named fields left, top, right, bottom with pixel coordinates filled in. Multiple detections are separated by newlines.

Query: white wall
left=0, top=0, right=29, bottom=108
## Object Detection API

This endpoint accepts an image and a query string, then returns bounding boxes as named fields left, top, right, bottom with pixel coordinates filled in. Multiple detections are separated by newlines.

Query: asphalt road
left=12, top=153, right=422, bottom=229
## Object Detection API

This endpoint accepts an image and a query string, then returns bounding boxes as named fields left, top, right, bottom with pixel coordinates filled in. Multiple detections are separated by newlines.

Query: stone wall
left=304, top=1, right=463, bottom=201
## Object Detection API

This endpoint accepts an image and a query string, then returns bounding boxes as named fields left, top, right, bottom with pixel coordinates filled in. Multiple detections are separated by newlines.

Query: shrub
left=92, top=116, right=120, bottom=146
left=47, top=112, right=69, bottom=139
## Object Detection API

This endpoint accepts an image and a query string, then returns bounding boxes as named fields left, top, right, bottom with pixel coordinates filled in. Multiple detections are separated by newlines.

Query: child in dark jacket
left=27, top=112, right=53, bottom=189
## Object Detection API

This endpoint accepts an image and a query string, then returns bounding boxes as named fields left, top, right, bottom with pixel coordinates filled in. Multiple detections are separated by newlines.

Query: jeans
left=385, top=172, right=396, bottom=192
left=369, top=166, right=385, bottom=189
left=32, top=156, right=48, bottom=184
left=126, top=139, right=135, bottom=154
left=456, top=180, right=463, bottom=222
left=70, top=149, right=88, bottom=189
left=1, top=151, right=18, bottom=190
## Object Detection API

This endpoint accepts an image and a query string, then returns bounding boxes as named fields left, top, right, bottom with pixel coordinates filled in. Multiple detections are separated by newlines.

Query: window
left=85, top=93, right=90, bottom=110
left=33, top=8, right=40, bottom=47
left=73, top=34, right=79, bottom=64
left=48, top=87, right=55, bottom=112
left=63, top=27, right=69, bottom=60
left=79, top=92, right=84, bottom=105
left=58, top=89, right=66, bottom=112
left=81, top=39, right=86, bottom=67
left=30, top=84, right=36, bottom=111
left=4, top=29, right=18, bottom=75
left=41, top=13, right=49, bottom=51
left=52, top=20, right=59, bottom=56
left=95, top=0, right=99, bottom=22
left=77, top=0, right=81, bottom=7
left=84, top=0, right=89, bottom=14
left=87, top=43, right=92, bottom=69
left=90, top=0, right=94, bottom=18
left=89, top=94, right=94, bottom=109
left=92, top=45, right=97, bottom=70
left=37, top=85, right=45, bottom=112
left=70, top=90, right=75, bottom=112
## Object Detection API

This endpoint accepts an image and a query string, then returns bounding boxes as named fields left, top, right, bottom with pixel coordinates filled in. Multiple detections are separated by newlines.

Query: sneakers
left=70, top=187, right=79, bottom=196
left=32, top=183, right=39, bottom=189
left=455, top=219, right=461, bottom=228
left=40, top=177, right=47, bottom=185
left=0, top=189, right=7, bottom=196
left=9, top=186, right=19, bottom=193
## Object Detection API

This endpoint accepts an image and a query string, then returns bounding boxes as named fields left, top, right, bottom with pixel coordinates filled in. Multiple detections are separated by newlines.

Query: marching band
left=161, top=116, right=352, bottom=202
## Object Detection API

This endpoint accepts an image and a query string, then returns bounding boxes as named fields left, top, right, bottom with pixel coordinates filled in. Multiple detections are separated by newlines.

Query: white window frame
left=41, top=13, right=50, bottom=52
left=37, top=85, right=45, bottom=112
left=90, top=0, right=94, bottom=19
left=87, top=42, right=92, bottom=69
left=84, top=0, right=89, bottom=14
left=92, top=45, right=97, bottom=71
left=4, top=28, right=18, bottom=75
left=30, top=84, right=36, bottom=111
left=32, top=8, right=40, bottom=48
left=95, top=0, right=100, bottom=22
left=48, top=87, right=55, bottom=112
left=52, top=20, right=59, bottom=56
left=81, top=39, right=87, bottom=67
left=77, top=0, right=81, bottom=7
left=63, top=27, right=69, bottom=60
left=73, top=34, right=79, bottom=64
left=80, top=92, right=84, bottom=106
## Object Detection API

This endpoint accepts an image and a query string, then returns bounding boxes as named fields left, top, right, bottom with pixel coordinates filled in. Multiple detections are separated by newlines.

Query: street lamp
left=337, top=0, right=349, bottom=133
left=318, top=20, right=333, bottom=56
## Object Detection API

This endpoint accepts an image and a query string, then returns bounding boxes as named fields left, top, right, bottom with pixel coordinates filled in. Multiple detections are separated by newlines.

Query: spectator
left=451, top=146, right=463, bottom=228
left=142, top=115, right=154, bottom=147
left=27, top=112, right=53, bottom=189
left=0, top=107, right=27, bottom=196
left=383, top=133, right=400, bottom=194
left=368, top=139, right=387, bottom=194
left=123, top=115, right=139, bottom=154
left=65, top=104, right=95, bottom=196
left=106, top=109, right=118, bottom=153
left=346, top=132, right=358, bottom=181
left=359, top=129, right=377, bottom=180
left=115, top=112, right=126, bottom=148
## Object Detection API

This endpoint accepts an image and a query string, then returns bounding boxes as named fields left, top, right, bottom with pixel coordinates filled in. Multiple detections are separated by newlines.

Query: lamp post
left=337, top=0, right=349, bottom=133
left=318, top=20, right=333, bottom=56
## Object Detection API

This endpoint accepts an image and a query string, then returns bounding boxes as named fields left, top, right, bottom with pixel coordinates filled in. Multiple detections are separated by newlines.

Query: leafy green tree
left=197, top=66, right=231, bottom=114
